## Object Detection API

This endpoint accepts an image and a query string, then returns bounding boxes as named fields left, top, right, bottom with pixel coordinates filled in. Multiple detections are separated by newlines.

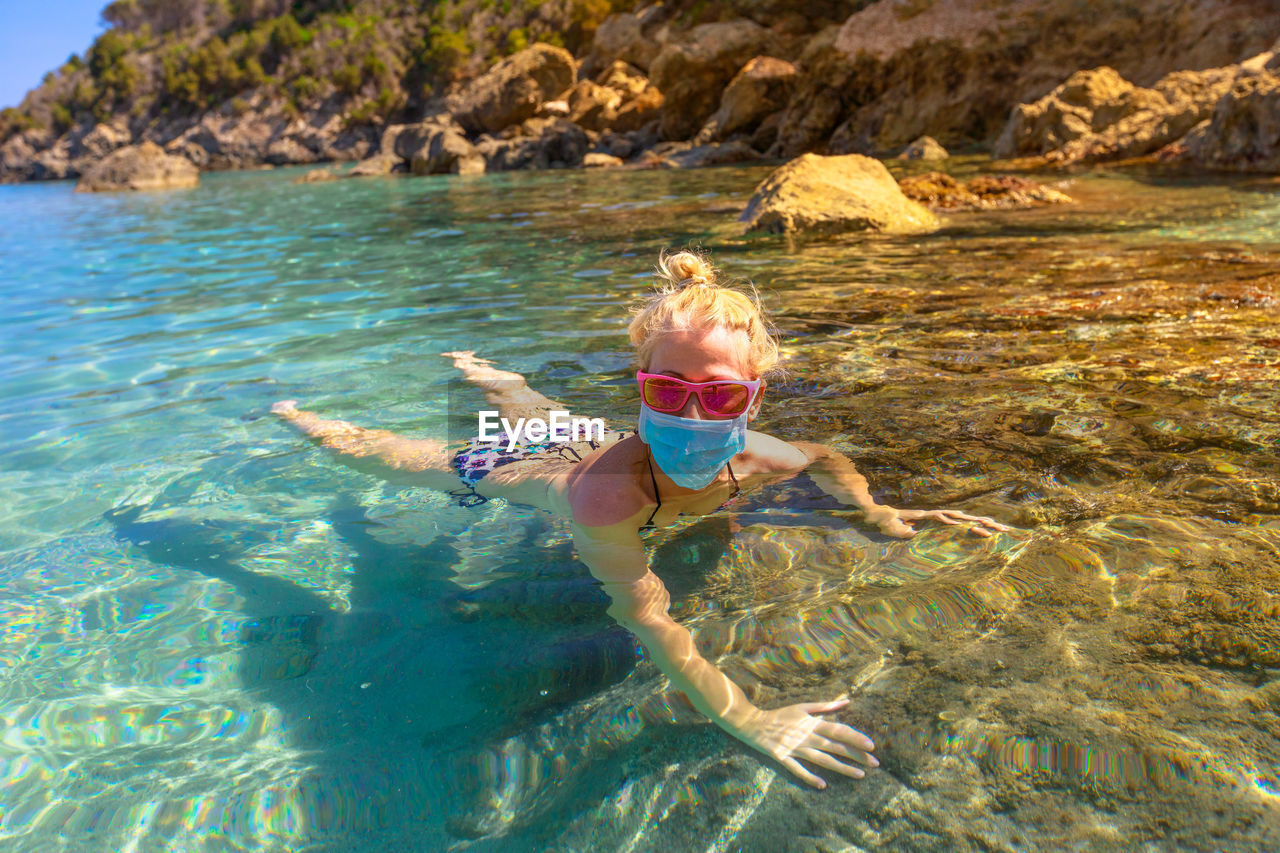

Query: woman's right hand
left=725, top=697, right=878, bottom=789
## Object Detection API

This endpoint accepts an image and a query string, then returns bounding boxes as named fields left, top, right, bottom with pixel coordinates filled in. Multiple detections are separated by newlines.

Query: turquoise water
left=2, top=164, right=1279, bottom=851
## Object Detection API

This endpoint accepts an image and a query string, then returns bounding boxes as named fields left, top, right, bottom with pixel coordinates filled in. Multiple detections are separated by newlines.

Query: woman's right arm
left=571, top=515, right=879, bottom=789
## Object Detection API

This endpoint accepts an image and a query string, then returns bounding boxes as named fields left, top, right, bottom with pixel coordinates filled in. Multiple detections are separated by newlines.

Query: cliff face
left=2, top=0, right=1277, bottom=182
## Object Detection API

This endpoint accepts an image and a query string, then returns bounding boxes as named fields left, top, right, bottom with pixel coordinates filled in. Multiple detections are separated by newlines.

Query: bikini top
left=641, top=449, right=740, bottom=531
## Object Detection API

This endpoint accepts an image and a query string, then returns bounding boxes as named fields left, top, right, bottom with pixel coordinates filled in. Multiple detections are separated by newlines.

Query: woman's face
left=645, top=326, right=762, bottom=421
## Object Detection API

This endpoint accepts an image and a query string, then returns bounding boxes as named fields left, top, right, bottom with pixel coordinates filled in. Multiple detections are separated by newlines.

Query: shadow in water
left=100, top=478, right=679, bottom=842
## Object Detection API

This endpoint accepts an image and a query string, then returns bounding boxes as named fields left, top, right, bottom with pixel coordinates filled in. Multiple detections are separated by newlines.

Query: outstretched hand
left=872, top=507, right=1010, bottom=539
left=728, top=697, right=877, bottom=789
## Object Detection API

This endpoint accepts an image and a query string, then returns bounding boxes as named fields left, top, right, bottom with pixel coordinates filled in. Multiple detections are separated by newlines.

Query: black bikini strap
left=727, top=461, right=740, bottom=499
left=644, top=449, right=662, bottom=528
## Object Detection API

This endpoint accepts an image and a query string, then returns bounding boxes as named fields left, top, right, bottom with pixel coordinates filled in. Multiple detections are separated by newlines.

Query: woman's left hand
left=870, top=507, right=1010, bottom=539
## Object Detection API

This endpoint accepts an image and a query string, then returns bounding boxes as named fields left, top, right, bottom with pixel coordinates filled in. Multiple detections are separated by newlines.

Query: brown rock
left=899, top=172, right=1072, bottom=210
left=610, top=87, right=665, bottom=134
left=585, top=8, right=673, bottom=74
left=696, top=57, right=798, bottom=144
left=449, top=44, right=576, bottom=134
left=994, top=63, right=1238, bottom=163
left=348, top=155, right=398, bottom=177
left=653, top=140, right=760, bottom=169
left=295, top=168, right=338, bottom=183
left=650, top=20, right=777, bottom=141
left=411, top=125, right=485, bottom=176
left=898, top=136, right=949, bottom=160
left=475, top=118, right=589, bottom=171
left=75, top=142, right=199, bottom=192
left=1183, top=68, right=1280, bottom=172
left=566, top=81, right=623, bottom=132
left=596, top=61, right=651, bottom=99
left=740, top=153, right=939, bottom=235
left=584, top=152, right=625, bottom=168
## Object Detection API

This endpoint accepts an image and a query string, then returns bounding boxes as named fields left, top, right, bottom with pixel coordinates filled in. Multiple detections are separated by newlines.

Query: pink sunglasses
left=636, top=371, right=762, bottom=416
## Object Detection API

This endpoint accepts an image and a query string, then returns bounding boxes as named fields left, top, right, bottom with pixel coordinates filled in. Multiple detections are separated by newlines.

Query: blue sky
left=1, top=2, right=110, bottom=109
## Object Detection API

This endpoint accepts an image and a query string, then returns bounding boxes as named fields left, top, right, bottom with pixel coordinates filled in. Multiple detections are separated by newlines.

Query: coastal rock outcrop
left=411, top=124, right=486, bottom=176
left=1179, top=51, right=1280, bottom=172
left=475, top=117, right=588, bottom=171
left=739, top=153, right=939, bottom=235
left=898, top=172, right=1072, bottom=210
left=645, top=140, right=759, bottom=169
left=74, top=141, right=198, bottom=192
left=695, top=57, right=797, bottom=144
left=993, top=64, right=1238, bottom=163
left=898, top=135, right=949, bottom=160
left=449, top=43, right=576, bottom=134
left=650, top=21, right=777, bottom=141
left=583, top=6, right=673, bottom=74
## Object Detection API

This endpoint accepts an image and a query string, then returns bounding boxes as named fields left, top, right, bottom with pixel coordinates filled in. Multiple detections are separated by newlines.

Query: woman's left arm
left=789, top=441, right=1010, bottom=539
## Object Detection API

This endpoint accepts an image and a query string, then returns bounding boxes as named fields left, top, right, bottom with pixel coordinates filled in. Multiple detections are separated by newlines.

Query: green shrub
left=51, top=103, right=73, bottom=133
left=333, top=63, right=362, bottom=94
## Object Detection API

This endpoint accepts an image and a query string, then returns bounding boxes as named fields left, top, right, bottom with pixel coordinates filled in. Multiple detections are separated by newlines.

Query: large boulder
left=75, top=142, right=199, bottom=192
left=649, top=20, right=777, bottom=141
left=583, top=7, right=673, bottom=74
left=994, top=63, right=1237, bottom=163
left=1183, top=70, right=1280, bottom=172
left=695, top=56, right=798, bottom=144
left=739, top=153, right=939, bottom=235
left=449, top=44, right=576, bottom=134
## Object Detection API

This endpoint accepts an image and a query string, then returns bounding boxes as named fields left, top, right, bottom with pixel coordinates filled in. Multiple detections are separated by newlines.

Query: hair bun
left=657, top=250, right=716, bottom=290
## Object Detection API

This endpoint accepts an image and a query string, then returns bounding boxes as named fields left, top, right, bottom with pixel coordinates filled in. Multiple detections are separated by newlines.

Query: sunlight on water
left=0, top=163, right=1278, bottom=850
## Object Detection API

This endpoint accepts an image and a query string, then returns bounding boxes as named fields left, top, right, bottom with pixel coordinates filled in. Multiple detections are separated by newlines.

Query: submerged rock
left=295, top=168, right=338, bottom=183
left=75, top=142, right=198, bottom=192
left=449, top=43, right=576, bottom=134
left=347, top=154, right=398, bottom=177
left=899, top=171, right=1072, bottom=210
left=740, top=153, right=939, bottom=235
left=646, top=139, right=759, bottom=169
left=898, top=135, right=949, bottom=160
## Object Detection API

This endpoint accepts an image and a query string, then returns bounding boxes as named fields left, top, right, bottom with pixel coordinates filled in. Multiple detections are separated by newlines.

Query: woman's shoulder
left=566, top=435, right=653, bottom=527
left=741, top=429, right=810, bottom=475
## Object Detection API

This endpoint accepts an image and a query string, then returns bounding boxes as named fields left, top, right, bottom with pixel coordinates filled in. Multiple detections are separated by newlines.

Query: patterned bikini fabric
left=449, top=429, right=630, bottom=507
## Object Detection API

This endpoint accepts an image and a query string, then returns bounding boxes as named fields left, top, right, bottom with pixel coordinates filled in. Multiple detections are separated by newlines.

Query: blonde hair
left=628, top=249, right=779, bottom=377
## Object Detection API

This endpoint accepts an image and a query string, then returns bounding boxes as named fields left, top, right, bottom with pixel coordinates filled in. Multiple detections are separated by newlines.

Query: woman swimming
left=272, top=250, right=1008, bottom=789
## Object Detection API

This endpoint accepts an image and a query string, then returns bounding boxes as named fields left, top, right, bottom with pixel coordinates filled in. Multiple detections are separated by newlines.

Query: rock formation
left=695, top=57, right=797, bottom=144
left=739, top=153, right=939, bottom=235
left=74, top=141, right=198, bottom=192
left=649, top=21, right=778, bottom=141
left=448, top=44, right=576, bottom=135
left=993, top=64, right=1238, bottom=163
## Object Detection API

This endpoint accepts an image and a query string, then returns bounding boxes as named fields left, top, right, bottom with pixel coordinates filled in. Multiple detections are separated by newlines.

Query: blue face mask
left=638, top=405, right=749, bottom=489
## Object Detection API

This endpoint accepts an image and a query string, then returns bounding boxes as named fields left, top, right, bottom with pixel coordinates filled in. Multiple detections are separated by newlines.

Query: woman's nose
left=679, top=395, right=705, bottom=419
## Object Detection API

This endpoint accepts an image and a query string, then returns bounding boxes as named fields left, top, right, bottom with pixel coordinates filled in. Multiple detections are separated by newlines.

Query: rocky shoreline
left=3, top=0, right=1279, bottom=191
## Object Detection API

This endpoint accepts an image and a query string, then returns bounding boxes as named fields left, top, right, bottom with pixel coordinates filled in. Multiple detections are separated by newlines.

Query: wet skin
left=272, top=325, right=1009, bottom=789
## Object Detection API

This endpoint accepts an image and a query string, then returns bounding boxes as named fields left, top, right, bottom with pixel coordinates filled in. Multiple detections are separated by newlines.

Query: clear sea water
left=1, top=162, right=1278, bottom=851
